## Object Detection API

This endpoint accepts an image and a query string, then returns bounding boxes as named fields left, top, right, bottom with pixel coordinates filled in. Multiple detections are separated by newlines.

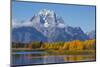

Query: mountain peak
left=38, top=9, right=55, bottom=17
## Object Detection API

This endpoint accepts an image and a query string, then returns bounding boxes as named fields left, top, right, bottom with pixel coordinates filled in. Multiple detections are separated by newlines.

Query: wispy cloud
left=12, top=19, right=33, bottom=28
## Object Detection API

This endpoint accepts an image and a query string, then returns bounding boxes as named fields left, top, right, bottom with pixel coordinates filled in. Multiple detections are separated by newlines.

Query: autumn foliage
left=41, top=39, right=95, bottom=50
left=12, top=39, right=96, bottom=50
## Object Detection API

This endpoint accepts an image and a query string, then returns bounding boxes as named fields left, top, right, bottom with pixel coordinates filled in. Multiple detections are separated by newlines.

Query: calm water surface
left=12, top=51, right=95, bottom=66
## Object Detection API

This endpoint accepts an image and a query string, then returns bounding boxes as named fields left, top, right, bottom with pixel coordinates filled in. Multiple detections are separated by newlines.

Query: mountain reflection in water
left=12, top=51, right=95, bottom=66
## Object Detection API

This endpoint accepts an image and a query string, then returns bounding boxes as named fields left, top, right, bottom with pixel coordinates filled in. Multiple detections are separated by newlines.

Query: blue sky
left=12, top=1, right=96, bottom=33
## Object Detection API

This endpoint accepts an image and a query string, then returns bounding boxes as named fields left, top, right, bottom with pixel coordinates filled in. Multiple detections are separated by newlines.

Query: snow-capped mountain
left=87, top=30, right=96, bottom=39
left=12, top=9, right=90, bottom=43
left=30, top=9, right=73, bottom=42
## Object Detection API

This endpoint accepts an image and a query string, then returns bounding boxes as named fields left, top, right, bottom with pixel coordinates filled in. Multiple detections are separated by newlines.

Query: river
left=11, top=51, right=95, bottom=66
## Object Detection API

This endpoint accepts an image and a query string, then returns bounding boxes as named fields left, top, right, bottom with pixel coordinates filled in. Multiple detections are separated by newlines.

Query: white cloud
left=12, top=19, right=33, bottom=28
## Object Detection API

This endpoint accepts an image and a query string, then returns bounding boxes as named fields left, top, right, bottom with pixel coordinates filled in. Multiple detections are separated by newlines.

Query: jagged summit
left=38, top=9, right=55, bottom=17
left=30, top=9, right=65, bottom=28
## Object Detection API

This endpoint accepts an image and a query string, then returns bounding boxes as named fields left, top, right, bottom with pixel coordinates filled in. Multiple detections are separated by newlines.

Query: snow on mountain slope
left=12, top=9, right=90, bottom=43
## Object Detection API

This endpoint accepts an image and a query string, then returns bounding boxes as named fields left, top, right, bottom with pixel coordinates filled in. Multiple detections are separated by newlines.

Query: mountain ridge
left=12, top=9, right=95, bottom=43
